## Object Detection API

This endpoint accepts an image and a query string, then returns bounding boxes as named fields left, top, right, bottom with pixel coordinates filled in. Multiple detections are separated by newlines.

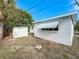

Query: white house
left=33, top=12, right=77, bottom=46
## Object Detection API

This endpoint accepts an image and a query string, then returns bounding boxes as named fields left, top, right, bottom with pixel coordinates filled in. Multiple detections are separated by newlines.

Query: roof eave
left=33, top=12, right=77, bottom=23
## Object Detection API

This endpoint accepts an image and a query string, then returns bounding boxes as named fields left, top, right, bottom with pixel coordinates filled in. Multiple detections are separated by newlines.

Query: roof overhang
left=38, top=21, right=59, bottom=28
left=33, top=12, right=77, bottom=24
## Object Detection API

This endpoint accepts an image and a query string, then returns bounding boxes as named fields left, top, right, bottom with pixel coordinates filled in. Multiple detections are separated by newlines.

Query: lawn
left=0, top=35, right=79, bottom=59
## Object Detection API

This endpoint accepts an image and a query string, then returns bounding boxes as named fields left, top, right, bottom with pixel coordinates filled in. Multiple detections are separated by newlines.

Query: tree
left=75, top=20, right=79, bottom=31
left=2, top=0, right=33, bottom=35
left=75, top=0, right=79, bottom=6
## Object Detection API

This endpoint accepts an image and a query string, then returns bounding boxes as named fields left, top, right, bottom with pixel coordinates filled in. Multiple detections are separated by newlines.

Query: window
left=41, top=26, right=58, bottom=31
left=38, top=22, right=59, bottom=31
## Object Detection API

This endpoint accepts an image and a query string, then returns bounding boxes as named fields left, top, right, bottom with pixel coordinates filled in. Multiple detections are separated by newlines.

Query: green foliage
left=75, top=20, right=79, bottom=31
left=8, top=0, right=15, bottom=4
left=76, top=1, right=79, bottom=6
left=15, top=9, right=33, bottom=26
left=0, top=0, right=3, bottom=11
left=2, top=0, right=33, bottom=33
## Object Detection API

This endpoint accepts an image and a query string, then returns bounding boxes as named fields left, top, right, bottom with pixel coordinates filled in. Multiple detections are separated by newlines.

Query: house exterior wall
left=0, top=23, right=3, bottom=40
left=34, top=16, right=74, bottom=46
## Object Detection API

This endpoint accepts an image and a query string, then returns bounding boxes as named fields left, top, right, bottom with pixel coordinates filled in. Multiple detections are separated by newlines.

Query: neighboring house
left=0, top=12, right=3, bottom=40
left=33, top=12, right=77, bottom=46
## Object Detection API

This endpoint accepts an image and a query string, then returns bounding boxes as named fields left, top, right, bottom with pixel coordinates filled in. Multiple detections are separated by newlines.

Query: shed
left=13, top=27, right=28, bottom=38
left=33, top=12, right=77, bottom=46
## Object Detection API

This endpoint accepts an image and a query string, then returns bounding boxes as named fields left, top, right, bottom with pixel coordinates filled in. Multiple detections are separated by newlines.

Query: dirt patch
left=0, top=35, right=79, bottom=59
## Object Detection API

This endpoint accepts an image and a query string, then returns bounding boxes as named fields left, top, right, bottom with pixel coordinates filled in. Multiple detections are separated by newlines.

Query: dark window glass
left=54, top=26, right=58, bottom=31
left=41, top=26, right=58, bottom=31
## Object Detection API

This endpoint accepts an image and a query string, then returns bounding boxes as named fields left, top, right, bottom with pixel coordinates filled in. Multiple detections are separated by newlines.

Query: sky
left=15, top=0, right=78, bottom=21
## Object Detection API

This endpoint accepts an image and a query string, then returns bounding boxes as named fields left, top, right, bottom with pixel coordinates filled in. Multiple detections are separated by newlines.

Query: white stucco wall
left=13, top=27, right=28, bottom=38
left=34, top=17, right=74, bottom=46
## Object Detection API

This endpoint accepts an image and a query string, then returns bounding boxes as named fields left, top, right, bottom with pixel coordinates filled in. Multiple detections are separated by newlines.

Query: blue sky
left=16, top=0, right=78, bottom=21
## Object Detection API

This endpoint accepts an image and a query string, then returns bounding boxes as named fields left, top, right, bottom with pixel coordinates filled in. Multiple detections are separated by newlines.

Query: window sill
left=42, top=30, right=58, bottom=32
